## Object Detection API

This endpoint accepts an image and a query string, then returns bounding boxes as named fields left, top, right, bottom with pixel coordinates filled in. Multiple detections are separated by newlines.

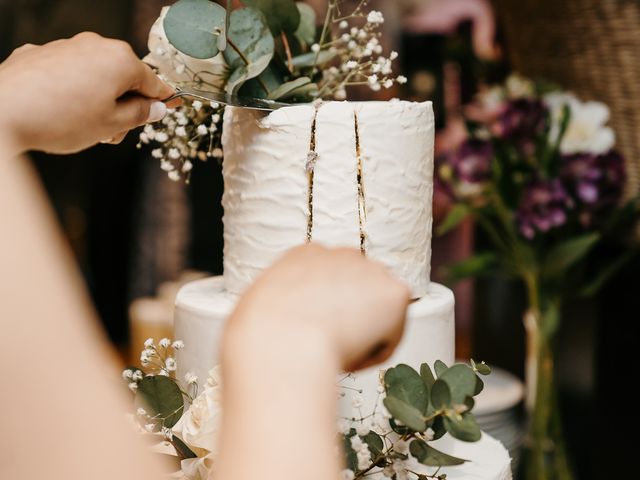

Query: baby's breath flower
left=136, top=407, right=147, bottom=416
left=132, top=370, right=143, bottom=381
left=122, top=369, right=133, bottom=380
left=160, top=160, right=174, bottom=172
left=197, top=124, right=208, bottom=136
left=368, top=74, right=379, bottom=85
left=211, top=114, right=221, bottom=124
left=144, top=423, right=155, bottom=432
left=396, top=75, right=408, bottom=84
left=172, top=340, right=185, bottom=349
left=339, top=20, right=349, bottom=29
left=350, top=27, right=358, bottom=36
left=334, top=88, right=347, bottom=100
left=182, top=160, right=193, bottom=173
left=144, top=338, right=154, bottom=348
left=185, top=372, right=198, bottom=384
left=345, top=60, right=358, bottom=70
left=155, top=132, right=169, bottom=143
left=192, top=100, right=203, bottom=111
left=367, top=10, right=385, bottom=25
left=390, top=51, right=399, bottom=60
left=168, top=148, right=181, bottom=160
left=175, top=126, right=187, bottom=137
left=151, top=148, right=163, bottom=159
left=311, top=43, right=320, bottom=53
left=212, top=148, right=224, bottom=158
left=168, top=170, right=181, bottom=182
left=341, top=33, right=350, bottom=42
left=166, top=357, right=177, bottom=371
left=128, top=382, right=138, bottom=392
left=384, top=79, right=394, bottom=89
left=159, top=338, right=171, bottom=348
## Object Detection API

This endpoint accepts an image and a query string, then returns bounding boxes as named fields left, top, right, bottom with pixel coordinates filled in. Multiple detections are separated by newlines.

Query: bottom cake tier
left=174, top=276, right=456, bottom=395
left=173, top=277, right=511, bottom=479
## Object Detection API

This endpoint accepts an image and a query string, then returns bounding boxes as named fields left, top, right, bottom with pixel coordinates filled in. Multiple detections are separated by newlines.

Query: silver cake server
left=164, top=87, right=292, bottom=111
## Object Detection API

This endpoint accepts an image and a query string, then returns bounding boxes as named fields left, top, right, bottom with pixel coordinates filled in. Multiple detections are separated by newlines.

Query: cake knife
left=164, top=87, right=293, bottom=111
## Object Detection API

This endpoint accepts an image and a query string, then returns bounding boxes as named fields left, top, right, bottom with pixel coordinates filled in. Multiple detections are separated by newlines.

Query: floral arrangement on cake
left=123, top=338, right=492, bottom=480
left=436, top=74, right=640, bottom=479
left=139, top=0, right=406, bottom=182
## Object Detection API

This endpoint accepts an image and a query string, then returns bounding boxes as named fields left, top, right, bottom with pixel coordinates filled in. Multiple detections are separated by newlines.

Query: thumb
left=113, top=96, right=167, bottom=131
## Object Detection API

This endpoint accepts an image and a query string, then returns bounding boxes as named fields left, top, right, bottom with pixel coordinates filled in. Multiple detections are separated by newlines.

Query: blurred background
left=2, top=0, right=638, bottom=478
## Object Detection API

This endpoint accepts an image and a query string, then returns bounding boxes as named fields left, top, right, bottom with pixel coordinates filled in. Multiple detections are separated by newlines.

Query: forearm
left=216, top=319, right=343, bottom=480
left=0, top=152, right=167, bottom=480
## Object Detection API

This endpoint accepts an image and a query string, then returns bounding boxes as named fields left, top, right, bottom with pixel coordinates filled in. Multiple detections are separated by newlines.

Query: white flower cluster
left=124, top=337, right=185, bottom=380
left=315, top=8, right=406, bottom=99
left=138, top=100, right=224, bottom=183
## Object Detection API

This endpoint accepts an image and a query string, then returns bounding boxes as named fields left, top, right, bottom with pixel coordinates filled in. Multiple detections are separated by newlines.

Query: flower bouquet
left=437, top=75, right=640, bottom=480
left=123, top=339, right=492, bottom=480
left=139, top=0, right=406, bottom=182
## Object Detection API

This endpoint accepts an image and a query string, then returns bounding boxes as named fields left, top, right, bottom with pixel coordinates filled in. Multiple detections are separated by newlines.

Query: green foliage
left=430, top=379, right=451, bottom=410
left=383, top=396, right=427, bottom=432
left=291, top=49, right=337, bottom=69
left=223, top=7, right=275, bottom=94
left=444, top=412, right=482, bottom=442
left=444, top=252, right=497, bottom=284
left=438, top=364, right=478, bottom=405
left=420, top=363, right=435, bottom=391
left=434, top=360, right=448, bottom=377
left=542, top=232, right=601, bottom=278
left=268, top=76, right=317, bottom=101
left=437, top=204, right=470, bottom=236
left=410, top=439, right=467, bottom=466
left=384, top=364, right=429, bottom=413
left=171, top=436, right=198, bottom=460
left=137, top=375, right=184, bottom=428
left=243, top=0, right=301, bottom=35
left=294, top=2, right=316, bottom=46
left=164, top=0, right=227, bottom=59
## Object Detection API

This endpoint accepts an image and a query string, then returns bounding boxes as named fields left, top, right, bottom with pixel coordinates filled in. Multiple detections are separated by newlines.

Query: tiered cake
left=174, top=101, right=511, bottom=480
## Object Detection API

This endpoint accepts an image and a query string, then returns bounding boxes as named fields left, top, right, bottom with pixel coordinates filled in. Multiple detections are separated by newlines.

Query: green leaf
left=267, top=76, right=311, bottom=100
left=444, top=412, right=482, bottom=442
left=389, top=417, right=411, bottom=436
left=291, top=49, right=337, bottom=69
left=579, top=249, right=637, bottom=297
left=473, top=360, right=492, bottom=376
left=363, top=431, right=384, bottom=459
left=410, top=439, right=467, bottom=467
left=384, top=364, right=429, bottom=413
left=541, top=302, right=561, bottom=339
left=542, top=232, right=600, bottom=277
left=430, top=415, right=447, bottom=440
left=343, top=431, right=358, bottom=472
left=434, top=360, right=448, bottom=378
left=170, top=436, right=198, bottom=459
left=430, top=379, right=451, bottom=410
left=238, top=64, right=284, bottom=99
left=223, top=7, right=275, bottom=94
left=420, top=363, right=435, bottom=390
left=383, top=396, right=427, bottom=432
left=438, top=364, right=478, bottom=405
left=474, top=375, right=485, bottom=396
left=243, top=0, right=301, bottom=35
left=294, top=2, right=316, bottom=45
left=164, top=0, right=227, bottom=59
left=444, top=252, right=497, bottom=284
left=437, top=204, right=470, bottom=236
left=137, top=376, right=184, bottom=428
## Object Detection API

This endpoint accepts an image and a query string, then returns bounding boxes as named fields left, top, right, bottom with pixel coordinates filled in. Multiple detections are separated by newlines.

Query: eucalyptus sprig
left=342, top=360, right=491, bottom=480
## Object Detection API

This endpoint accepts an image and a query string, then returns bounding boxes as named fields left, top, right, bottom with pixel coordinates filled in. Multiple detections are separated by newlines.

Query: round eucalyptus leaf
left=164, top=0, right=227, bottom=59
left=438, top=364, right=478, bottom=405
left=137, top=375, right=184, bottom=428
left=443, top=413, right=482, bottom=442
left=383, top=396, right=427, bottom=432
left=363, top=431, right=384, bottom=460
left=291, top=50, right=337, bottom=69
left=410, top=439, right=467, bottom=467
left=430, top=415, right=447, bottom=440
left=476, top=362, right=492, bottom=376
left=430, top=379, right=451, bottom=410
left=342, top=430, right=358, bottom=472
left=267, top=76, right=311, bottom=100
left=420, top=363, right=436, bottom=390
left=223, top=7, right=275, bottom=95
left=474, top=375, right=485, bottom=396
left=294, top=2, right=316, bottom=45
left=384, top=364, right=429, bottom=413
left=243, top=0, right=301, bottom=35
left=434, top=360, right=448, bottom=378
left=238, top=65, right=284, bottom=99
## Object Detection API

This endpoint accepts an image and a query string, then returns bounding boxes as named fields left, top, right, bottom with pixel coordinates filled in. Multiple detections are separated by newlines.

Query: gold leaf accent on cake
left=306, top=107, right=320, bottom=243
left=354, top=110, right=367, bottom=254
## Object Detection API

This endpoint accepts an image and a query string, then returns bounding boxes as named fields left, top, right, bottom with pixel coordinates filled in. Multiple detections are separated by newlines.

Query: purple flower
left=516, top=179, right=574, bottom=239
left=494, top=98, right=548, bottom=148
left=450, top=139, right=494, bottom=185
left=561, top=151, right=625, bottom=208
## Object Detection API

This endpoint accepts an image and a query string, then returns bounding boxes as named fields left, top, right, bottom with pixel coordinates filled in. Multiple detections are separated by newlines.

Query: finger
left=113, top=96, right=167, bottom=131
left=8, top=43, right=38, bottom=59
left=130, top=61, right=176, bottom=100
left=100, top=131, right=128, bottom=145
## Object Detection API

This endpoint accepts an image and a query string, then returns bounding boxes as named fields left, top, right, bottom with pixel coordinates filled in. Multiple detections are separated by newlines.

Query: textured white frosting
left=174, top=277, right=453, bottom=396
left=221, top=100, right=434, bottom=298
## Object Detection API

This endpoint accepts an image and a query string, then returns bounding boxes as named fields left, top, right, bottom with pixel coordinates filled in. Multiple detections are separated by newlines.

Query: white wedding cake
left=174, top=100, right=511, bottom=480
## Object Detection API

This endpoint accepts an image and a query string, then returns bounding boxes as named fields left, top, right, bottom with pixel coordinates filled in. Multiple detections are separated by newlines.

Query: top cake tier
left=221, top=100, right=434, bottom=298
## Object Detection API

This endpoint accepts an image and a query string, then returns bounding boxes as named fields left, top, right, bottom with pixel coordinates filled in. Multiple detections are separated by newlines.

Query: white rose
left=172, top=366, right=223, bottom=456
left=144, top=7, right=228, bottom=91
left=179, top=455, right=214, bottom=480
left=544, top=92, right=615, bottom=155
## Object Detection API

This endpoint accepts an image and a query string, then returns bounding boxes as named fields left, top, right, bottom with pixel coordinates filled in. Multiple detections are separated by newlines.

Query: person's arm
left=0, top=33, right=175, bottom=480
left=216, top=246, right=410, bottom=480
